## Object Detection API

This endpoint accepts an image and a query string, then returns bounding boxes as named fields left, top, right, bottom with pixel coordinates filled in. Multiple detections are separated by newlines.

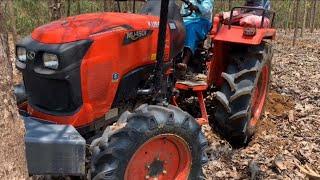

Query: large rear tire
left=90, top=104, right=208, bottom=180
left=213, top=43, right=273, bottom=145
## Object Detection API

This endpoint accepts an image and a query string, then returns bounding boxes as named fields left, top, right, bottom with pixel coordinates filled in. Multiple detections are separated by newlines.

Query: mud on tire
left=213, top=43, right=273, bottom=145
left=90, top=104, right=208, bottom=180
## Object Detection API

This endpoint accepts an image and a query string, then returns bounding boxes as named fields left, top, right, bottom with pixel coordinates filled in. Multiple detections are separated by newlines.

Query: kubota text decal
left=123, top=30, right=153, bottom=45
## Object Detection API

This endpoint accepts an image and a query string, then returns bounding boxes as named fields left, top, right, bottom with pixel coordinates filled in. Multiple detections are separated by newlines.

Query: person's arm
left=263, top=0, right=271, bottom=10
left=197, top=0, right=213, bottom=17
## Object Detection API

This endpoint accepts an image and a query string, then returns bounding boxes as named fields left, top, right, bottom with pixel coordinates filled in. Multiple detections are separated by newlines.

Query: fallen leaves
left=296, top=164, right=320, bottom=180
left=273, top=155, right=287, bottom=171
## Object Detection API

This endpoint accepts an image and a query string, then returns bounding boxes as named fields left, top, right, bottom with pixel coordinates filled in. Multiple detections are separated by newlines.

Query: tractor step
left=176, top=79, right=207, bottom=87
left=23, top=116, right=86, bottom=176
left=176, top=76, right=208, bottom=91
left=175, top=77, right=209, bottom=126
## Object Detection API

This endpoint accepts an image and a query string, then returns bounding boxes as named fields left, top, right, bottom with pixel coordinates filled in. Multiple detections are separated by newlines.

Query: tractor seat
left=222, top=12, right=271, bottom=28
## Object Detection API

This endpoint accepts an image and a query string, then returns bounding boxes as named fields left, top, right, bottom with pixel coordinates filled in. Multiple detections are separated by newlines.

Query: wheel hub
left=147, top=158, right=165, bottom=178
left=124, top=134, right=192, bottom=180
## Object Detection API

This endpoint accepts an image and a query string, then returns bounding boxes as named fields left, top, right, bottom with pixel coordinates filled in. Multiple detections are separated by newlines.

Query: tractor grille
left=16, top=37, right=91, bottom=116
left=23, top=69, right=82, bottom=115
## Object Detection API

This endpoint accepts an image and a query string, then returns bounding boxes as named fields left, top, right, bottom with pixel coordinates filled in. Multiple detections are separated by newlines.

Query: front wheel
left=213, top=43, right=273, bottom=145
left=90, top=104, right=208, bottom=180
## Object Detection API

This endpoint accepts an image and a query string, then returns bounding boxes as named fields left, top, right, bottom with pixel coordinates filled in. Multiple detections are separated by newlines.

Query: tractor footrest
left=176, top=79, right=208, bottom=91
left=175, top=77, right=209, bottom=126
left=23, top=116, right=86, bottom=176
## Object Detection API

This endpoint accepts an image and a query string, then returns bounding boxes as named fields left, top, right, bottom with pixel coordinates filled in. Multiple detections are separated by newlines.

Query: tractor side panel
left=112, top=64, right=155, bottom=106
left=80, top=32, right=122, bottom=123
left=78, top=25, right=171, bottom=127
left=214, top=25, right=276, bottom=45
left=207, top=41, right=229, bottom=87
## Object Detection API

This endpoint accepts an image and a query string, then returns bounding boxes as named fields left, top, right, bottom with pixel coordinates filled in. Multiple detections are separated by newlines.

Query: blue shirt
left=181, top=0, right=214, bottom=24
left=263, top=0, right=271, bottom=10
left=246, top=0, right=271, bottom=10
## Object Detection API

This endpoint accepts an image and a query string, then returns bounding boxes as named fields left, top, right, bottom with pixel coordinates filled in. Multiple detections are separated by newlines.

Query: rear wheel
left=90, top=104, right=208, bottom=180
left=213, top=43, right=273, bottom=145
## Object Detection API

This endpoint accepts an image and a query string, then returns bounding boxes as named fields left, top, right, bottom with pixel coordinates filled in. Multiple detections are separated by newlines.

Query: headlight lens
left=17, top=47, right=27, bottom=62
left=43, top=53, right=59, bottom=70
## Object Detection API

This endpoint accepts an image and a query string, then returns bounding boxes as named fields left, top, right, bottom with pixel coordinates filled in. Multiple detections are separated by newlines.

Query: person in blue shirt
left=177, top=0, right=214, bottom=76
left=245, top=0, right=271, bottom=10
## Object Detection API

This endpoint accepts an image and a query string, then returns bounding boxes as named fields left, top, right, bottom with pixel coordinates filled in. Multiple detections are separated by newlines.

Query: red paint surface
left=250, top=65, right=270, bottom=127
left=214, top=25, right=276, bottom=45
left=124, top=134, right=192, bottom=180
left=27, top=12, right=171, bottom=127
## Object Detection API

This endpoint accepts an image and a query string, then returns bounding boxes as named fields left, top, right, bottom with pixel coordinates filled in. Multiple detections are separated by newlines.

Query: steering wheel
left=180, top=0, right=194, bottom=17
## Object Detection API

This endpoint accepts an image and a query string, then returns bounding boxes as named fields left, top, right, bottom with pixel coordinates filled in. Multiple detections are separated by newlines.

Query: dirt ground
left=203, top=30, right=320, bottom=179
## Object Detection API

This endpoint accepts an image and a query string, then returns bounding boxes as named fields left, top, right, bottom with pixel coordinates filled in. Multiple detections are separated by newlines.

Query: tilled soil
left=203, top=30, right=320, bottom=179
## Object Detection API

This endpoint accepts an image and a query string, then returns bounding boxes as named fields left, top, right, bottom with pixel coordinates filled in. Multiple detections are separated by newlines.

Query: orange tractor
left=14, top=0, right=275, bottom=179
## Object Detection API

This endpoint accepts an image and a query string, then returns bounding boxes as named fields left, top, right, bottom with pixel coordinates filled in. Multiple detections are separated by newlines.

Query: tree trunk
left=7, top=0, right=16, bottom=41
left=228, top=0, right=232, bottom=10
left=77, top=0, right=81, bottom=14
left=290, top=1, right=296, bottom=29
left=103, top=0, right=108, bottom=12
left=104, top=0, right=114, bottom=12
left=285, top=1, right=292, bottom=34
left=124, top=1, right=130, bottom=12
left=6, top=0, right=20, bottom=84
left=293, top=0, right=300, bottom=46
left=309, top=1, right=313, bottom=28
left=311, top=0, right=317, bottom=33
left=90, top=0, right=94, bottom=12
left=301, top=0, right=308, bottom=37
left=223, top=0, right=227, bottom=11
left=0, top=2, right=28, bottom=179
left=49, top=0, right=63, bottom=20
left=67, top=0, right=71, bottom=17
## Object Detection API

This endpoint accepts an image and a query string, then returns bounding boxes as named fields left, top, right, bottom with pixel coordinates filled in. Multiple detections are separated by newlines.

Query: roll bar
left=228, top=6, right=276, bottom=29
left=154, top=0, right=193, bottom=102
left=154, top=0, right=169, bottom=102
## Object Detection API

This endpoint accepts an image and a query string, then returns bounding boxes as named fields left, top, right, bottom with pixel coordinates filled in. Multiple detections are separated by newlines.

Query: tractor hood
left=31, top=12, right=159, bottom=44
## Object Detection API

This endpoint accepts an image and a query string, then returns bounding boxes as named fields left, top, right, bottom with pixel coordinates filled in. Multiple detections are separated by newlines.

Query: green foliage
left=72, top=0, right=103, bottom=14
left=213, top=0, right=246, bottom=13
left=14, top=0, right=50, bottom=36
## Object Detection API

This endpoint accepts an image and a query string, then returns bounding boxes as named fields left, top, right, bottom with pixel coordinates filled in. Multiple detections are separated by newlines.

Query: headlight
left=17, top=47, right=27, bottom=62
left=43, top=53, right=59, bottom=70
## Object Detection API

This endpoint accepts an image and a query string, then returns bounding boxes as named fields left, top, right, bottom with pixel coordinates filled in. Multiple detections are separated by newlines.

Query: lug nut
left=145, top=175, right=150, bottom=179
left=163, top=170, right=167, bottom=174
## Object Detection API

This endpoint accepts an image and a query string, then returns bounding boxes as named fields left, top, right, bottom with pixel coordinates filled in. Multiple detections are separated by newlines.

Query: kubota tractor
left=14, top=0, right=276, bottom=179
